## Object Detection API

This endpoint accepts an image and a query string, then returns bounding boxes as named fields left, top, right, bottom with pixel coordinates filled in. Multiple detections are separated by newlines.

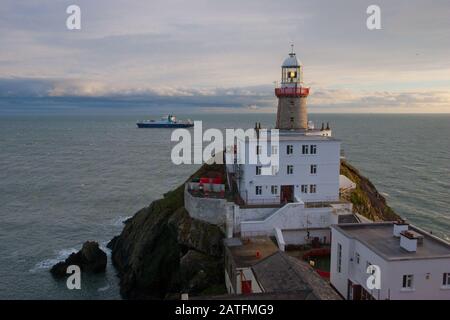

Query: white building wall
left=330, top=227, right=353, bottom=298
left=237, top=138, right=340, bottom=205
left=283, top=229, right=331, bottom=245
left=384, top=259, right=450, bottom=300
left=331, top=227, right=450, bottom=300
left=224, top=269, right=234, bottom=294
left=348, top=241, right=389, bottom=300
left=240, top=203, right=332, bottom=237
left=234, top=268, right=263, bottom=294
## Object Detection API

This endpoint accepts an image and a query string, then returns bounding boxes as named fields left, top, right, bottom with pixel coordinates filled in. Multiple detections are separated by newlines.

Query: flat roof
left=332, top=222, right=450, bottom=261
left=235, top=129, right=340, bottom=142
left=252, top=252, right=341, bottom=300
left=224, top=236, right=278, bottom=268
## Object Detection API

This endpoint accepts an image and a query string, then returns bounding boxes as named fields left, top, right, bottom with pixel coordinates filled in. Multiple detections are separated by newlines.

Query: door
left=241, top=280, right=252, bottom=294
left=280, top=185, right=294, bottom=203
left=348, top=280, right=362, bottom=300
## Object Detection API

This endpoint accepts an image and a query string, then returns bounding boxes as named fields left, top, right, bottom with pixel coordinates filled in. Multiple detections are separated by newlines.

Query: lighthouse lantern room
left=281, top=44, right=303, bottom=86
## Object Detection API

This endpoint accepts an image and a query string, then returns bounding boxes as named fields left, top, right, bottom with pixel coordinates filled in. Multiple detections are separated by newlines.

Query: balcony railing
left=275, top=87, right=310, bottom=97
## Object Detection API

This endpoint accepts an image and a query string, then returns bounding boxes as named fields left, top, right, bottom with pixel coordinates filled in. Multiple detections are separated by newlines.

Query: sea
left=0, top=103, right=449, bottom=299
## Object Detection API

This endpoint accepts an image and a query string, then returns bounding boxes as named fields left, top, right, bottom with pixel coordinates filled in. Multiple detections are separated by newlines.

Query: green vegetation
left=340, top=160, right=400, bottom=221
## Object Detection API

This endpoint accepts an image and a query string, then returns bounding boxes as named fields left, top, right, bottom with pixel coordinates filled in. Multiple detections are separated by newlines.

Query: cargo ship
left=136, top=115, right=194, bottom=128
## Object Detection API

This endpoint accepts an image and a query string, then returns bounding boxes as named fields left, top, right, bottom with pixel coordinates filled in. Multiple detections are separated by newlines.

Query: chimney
left=393, top=221, right=409, bottom=237
left=400, top=230, right=423, bottom=252
left=321, top=122, right=324, bottom=131
left=181, top=293, right=189, bottom=300
left=326, top=122, right=330, bottom=130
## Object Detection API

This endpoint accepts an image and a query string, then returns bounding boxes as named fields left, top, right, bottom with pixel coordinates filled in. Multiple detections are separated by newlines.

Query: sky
left=1, top=0, right=450, bottom=113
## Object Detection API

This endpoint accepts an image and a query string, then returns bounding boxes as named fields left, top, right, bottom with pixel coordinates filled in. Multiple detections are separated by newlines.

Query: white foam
left=100, top=240, right=112, bottom=258
left=97, top=284, right=110, bottom=292
left=112, top=216, right=131, bottom=227
left=29, top=247, right=77, bottom=273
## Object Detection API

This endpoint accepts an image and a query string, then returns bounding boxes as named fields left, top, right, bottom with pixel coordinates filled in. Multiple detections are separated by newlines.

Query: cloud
left=0, top=1, right=449, bottom=112
left=1, top=77, right=449, bottom=113
left=309, top=88, right=450, bottom=112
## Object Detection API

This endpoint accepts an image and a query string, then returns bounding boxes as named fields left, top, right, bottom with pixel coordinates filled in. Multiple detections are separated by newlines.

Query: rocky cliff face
left=340, top=160, right=400, bottom=221
left=108, top=165, right=225, bottom=299
left=109, top=161, right=400, bottom=299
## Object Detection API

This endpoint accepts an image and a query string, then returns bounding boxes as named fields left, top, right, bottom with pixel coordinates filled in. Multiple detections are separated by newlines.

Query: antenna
left=290, top=43, right=294, bottom=55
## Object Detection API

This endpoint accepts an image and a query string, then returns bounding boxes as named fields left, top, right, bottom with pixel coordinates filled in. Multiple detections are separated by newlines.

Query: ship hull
left=136, top=122, right=194, bottom=128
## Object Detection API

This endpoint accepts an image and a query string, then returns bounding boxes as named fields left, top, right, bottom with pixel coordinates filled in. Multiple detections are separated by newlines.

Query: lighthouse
left=190, top=47, right=353, bottom=261
left=275, top=45, right=310, bottom=130
left=224, top=45, right=340, bottom=207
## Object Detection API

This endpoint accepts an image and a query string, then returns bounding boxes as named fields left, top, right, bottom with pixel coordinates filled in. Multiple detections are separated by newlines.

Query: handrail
left=242, top=201, right=305, bottom=224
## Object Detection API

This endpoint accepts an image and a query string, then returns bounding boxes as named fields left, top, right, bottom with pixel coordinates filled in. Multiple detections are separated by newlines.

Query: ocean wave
left=100, top=240, right=112, bottom=258
left=97, top=285, right=110, bottom=292
left=112, top=216, right=131, bottom=227
left=29, top=248, right=77, bottom=273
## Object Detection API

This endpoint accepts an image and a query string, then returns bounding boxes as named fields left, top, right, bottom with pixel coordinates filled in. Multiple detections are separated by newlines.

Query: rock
left=340, top=160, right=400, bottom=221
left=109, top=163, right=226, bottom=299
left=177, top=250, right=223, bottom=293
left=50, top=241, right=107, bottom=278
left=109, top=161, right=397, bottom=299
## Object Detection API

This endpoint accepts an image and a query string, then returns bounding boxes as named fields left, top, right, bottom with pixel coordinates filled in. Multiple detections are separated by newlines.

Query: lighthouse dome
left=282, top=53, right=302, bottom=67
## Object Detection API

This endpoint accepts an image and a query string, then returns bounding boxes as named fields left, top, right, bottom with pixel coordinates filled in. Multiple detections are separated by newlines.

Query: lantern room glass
left=282, top=66, right=301, bottom=84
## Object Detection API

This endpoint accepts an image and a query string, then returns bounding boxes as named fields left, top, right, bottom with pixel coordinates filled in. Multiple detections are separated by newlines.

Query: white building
left=234, top=132, right=341, bottom=205
left=222, top=47, right=355, bottom=243
left=330, top=222, right=450, bottom=300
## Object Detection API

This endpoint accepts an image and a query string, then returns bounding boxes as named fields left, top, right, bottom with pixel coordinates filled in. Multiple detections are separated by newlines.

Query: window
left=355, top=252, right=360, bottom=264
left=255, top=186, right=262, bottom=195
left=271, top=145, right=278, bottom=155
left=310, top=145, right=317, bottom=154
left=271, top=185, right=278, bottom=195
left=443, top=273, right=450, bottom=286
left=301, top=185, right=308, bottom=193
left=286, top=145, right=293, bottom=155
left=287, top=165, right=294, bottom=175
left=256, top=145, right=262, bottom=155
left=402, top=274, right=414, bottom=289
left=310, top=184, right=317, bottom=193
left=271, top=165, right=279, bottom=175
left=337, top=243, right=342, bottom=273
left=302, top=145, right=309, bottom=154
left=256, top=166, right=262, bottom=176
left=310, top=164, right=317, bottom=174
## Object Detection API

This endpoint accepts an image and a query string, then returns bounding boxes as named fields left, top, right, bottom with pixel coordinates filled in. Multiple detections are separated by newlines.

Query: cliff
left=109, top=161, right=400, bottom=299
left=340, top=160, right=400, bottom=221
left=108, top=164, right=226, bottom=299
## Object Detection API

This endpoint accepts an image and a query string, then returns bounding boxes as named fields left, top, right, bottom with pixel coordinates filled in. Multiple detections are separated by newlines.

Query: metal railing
left=275, top=87, right=310, bottom=97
